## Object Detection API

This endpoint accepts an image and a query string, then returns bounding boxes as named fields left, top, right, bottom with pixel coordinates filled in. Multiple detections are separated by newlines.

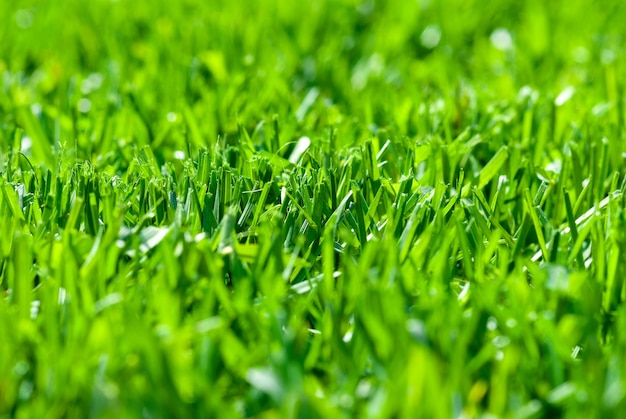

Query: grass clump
left=2, top=0, right=626, bottom=417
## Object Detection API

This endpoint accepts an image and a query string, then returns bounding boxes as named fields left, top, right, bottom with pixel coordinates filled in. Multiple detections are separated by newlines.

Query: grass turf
left=2, top=0, right=626, bottom=417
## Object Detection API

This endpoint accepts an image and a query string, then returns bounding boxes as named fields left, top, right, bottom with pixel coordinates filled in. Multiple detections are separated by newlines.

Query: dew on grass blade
left=555, top=86, right=575, bottom=106
left=246, top=368, right=283, bottom=401
left=572, top=46, right=590, bottom=63
left=20, top=136, right=32, bottom=156
left=601, top=49, right=616, bottom=65
left=420, top=25, right=441, bottom=49
left=78, top=98, right=92, bottom=113
left=30, top=103, right=42, bottom=117
left=166, top=112, right=178, bottom=123
left=14, top=10, right=33, bottom=29
left=490, top=28, right=514, bottom=51
left=81, top=73, right=103, bottom=94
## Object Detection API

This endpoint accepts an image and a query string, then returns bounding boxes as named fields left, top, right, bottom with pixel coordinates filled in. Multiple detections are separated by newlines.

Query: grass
left=2, top=0, right=626, bottom=417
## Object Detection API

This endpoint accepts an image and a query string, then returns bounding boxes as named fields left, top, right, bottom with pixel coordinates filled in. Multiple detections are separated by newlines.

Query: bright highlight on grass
left=2, top=0, right=626, bottom=417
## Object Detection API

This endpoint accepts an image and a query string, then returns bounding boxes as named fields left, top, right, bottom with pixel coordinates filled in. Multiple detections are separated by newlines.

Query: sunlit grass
left=2, top=0, right=626, bottom=417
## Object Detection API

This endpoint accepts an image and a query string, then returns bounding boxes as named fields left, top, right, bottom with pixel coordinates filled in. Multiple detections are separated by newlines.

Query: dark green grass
left=2, top=0, right=626, bottom=417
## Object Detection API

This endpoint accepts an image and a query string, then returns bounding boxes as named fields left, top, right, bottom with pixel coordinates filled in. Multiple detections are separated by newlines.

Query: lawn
left=2, top=0, right=626, bottom=417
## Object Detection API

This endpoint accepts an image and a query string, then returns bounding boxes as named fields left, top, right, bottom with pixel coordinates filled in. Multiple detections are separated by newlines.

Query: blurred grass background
left=2, top=0, right=626, bottom=160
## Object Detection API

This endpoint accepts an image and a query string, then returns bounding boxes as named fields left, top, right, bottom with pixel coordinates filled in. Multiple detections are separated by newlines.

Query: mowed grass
left=2, top=0, right=626, bottom=417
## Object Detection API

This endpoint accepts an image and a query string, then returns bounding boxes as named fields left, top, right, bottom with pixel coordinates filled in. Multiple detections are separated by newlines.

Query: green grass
left=2, top=0, right=626, bottom=417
